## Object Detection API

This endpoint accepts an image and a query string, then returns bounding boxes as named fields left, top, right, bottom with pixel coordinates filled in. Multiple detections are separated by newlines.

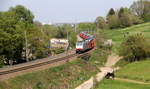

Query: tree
left=95, top=16, right=107, bottom=29
left=56, top=24, right=69, bottom=38
left=120, top=33, right=150, bottom=62
left=9, top=5, right=34, bottom=25
left=130, top=14, right=144, bottom=24
left=130, top=0, right=150, bottom=22
left=0, top=5, right=35, bottom=65
left=77, top=23, right=96, bottom=32
left=118, top=7, right=133, bottom=27
left=107, top=15, right=120, bottom=29
left=0, top=11, right=25, bottom=65
left=107, top=8, right=115, bottom=16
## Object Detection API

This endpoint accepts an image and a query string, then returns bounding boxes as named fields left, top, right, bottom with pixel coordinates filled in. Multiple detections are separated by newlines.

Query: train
left=76, top=32, right=96, bottom=53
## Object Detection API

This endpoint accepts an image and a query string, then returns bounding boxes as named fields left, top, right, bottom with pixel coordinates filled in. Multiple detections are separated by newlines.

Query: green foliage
left=54, top=24, right=77, bottom=48
left=118, top=8, right=133, bottom=27
left=106, top=7, right=143, bottom=29
left=130, top=0, right=150, bottom=22
left=56, top=25, right=68, bottom=38
left=0, top=56, right=5, bottom=67
left=42, top=24, right=58, bottom=38
left=95, top=16, right=107, bottom=29
left=89, top=48, right=109, bottom=67
left=107, top=15, right=120, bottom=29
left=69, top=31, right=77, bottom=48
left=0, top=10, right=25, bottom=64
left=9, top=5, right=34, bottom=25
left=33, top=82, right=45, bottom=89
left=130, top=14, right=144, bottom=24
left=0, top=5, right=49, bottom=65
left=119, top=33, right=150, bottom=62
left=77, top=22, right=96, bottom=32
left=27, top=24, right=49, bottom=59
left=95, top=30, right=106, bottom=48
left=52, top=48, right=65, bottom=54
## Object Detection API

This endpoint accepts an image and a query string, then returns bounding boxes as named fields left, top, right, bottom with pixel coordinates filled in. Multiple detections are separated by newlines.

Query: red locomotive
left=76, top=32, right=95, bottom=53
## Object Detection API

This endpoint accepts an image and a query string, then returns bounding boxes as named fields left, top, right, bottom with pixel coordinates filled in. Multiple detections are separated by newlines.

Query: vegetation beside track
left=0, top=47, right=109, bottom=89
left=95, top=79, right=150, bottom=89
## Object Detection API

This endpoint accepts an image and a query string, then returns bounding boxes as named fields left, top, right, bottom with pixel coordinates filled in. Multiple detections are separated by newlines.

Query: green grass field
left=104, top=22, right=150, bottom=53
left=95, top=79, right=150, bottom=89
left=116, top=59, right=150, bottom=82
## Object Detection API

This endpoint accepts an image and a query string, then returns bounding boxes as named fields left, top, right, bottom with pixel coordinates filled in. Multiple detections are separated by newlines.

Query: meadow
left=104, top=22, right=150, bottom=53
left=95, top=79, right=150, bottom=89
left=116, top=59, right=150, bottom=82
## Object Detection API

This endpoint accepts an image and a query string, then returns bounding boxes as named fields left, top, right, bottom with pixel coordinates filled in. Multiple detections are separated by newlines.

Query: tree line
left=95, top=0, right=150, bottom=29
left=0, top=5, right=78, bottom=66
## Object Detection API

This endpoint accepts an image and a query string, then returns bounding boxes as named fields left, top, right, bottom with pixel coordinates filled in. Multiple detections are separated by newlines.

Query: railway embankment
left=0, top=48, right=109, bottom=89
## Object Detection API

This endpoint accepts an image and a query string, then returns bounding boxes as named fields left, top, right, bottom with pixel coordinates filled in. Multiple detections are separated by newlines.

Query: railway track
left=0, top=49, right=94, bottom=79
left=0, top=54, right=76, bottom=76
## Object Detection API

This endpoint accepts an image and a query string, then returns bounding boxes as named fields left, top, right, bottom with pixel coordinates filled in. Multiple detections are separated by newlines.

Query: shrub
left=119, top=33, right=150, bottom=62
left=52, top=48, right=65, bottom=54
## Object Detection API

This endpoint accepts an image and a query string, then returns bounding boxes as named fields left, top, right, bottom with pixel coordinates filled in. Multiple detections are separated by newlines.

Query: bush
left=119, top=33, right=150, bottom=62
left=52, top=48, right=65, bottom=54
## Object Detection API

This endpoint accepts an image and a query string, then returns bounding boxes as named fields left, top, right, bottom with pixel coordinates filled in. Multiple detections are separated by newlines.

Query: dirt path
left=75, top=53, right=122, bottom=89
left=105, top=53, right=122, bottom=67
left=115, top=77, right=150, bottom=85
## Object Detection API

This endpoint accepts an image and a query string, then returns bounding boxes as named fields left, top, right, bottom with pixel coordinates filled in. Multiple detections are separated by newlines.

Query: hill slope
left=117, top=60, right=150, bottom=82
left=95, top=23, right=150, bottom=89
left=104, top=22, right=150, bottom=53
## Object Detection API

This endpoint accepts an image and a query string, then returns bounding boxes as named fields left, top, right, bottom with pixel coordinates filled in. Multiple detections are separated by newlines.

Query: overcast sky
left=0, top=0, right=136, bottom=23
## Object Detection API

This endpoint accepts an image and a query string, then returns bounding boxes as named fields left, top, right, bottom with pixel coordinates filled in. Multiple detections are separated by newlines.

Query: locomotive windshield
left=76, top=41, right=84, bottom=46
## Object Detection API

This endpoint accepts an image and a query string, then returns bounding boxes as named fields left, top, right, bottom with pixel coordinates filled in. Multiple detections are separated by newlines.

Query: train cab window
left=76, top=42, right=84, bottom=46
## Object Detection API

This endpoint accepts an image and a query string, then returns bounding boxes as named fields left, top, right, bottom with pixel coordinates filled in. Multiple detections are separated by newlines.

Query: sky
left=0, top=0, right=136, bottom=23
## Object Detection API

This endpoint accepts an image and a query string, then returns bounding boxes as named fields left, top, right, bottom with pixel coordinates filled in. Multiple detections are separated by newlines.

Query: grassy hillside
left=95, top=23, right=150, bottom=89
left=95, top=79, right=150, bottom=89
left=96, top=60, right=150, bottom=89
left=104, top=22, right=150, bottom=53
left=116, top=60, right=150, bottom=82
